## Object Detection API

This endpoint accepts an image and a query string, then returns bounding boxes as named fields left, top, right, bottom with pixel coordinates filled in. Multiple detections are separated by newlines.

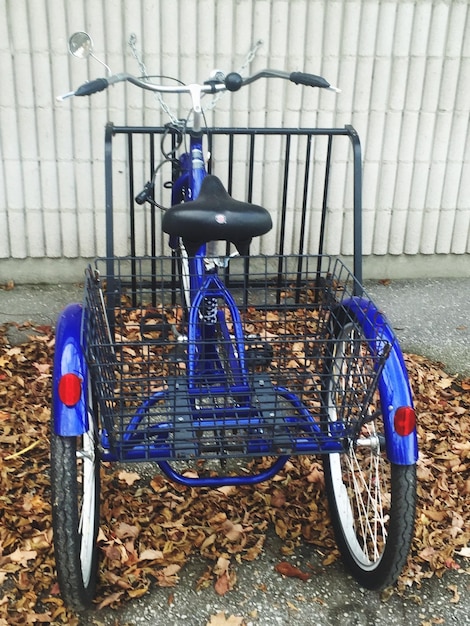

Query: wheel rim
left=77, top=424, right=97, bottom=586
left=328, top=430, right=390, bottom=568
left=327, top=322, right=391, bottom=569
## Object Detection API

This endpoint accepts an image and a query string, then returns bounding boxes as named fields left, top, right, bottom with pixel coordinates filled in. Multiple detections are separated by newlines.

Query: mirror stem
left=90, top=53, right=112, bottom=76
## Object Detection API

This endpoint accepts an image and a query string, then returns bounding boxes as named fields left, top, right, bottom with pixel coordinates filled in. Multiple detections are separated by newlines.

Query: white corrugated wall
left=0, top=0, right=469, bottom=281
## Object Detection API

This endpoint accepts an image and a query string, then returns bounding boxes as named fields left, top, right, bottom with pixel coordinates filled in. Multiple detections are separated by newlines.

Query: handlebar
left=57, top=68, right=340, bottom=102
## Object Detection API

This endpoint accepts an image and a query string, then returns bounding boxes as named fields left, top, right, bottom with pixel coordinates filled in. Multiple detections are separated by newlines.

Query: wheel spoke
left=77, top=429, right=98, bottom=585
left=329, top=321, right=390, bottom=563
left=345, top=441, right=387, bottom=563
left=323, top=311, right=416, bottom=589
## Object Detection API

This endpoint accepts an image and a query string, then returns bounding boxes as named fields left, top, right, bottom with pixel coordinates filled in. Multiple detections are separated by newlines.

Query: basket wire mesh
left=83, top=254, right=391, bottom=462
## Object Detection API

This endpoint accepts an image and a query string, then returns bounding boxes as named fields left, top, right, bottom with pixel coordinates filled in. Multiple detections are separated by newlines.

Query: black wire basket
left=83, top=254, right=391, bottom=462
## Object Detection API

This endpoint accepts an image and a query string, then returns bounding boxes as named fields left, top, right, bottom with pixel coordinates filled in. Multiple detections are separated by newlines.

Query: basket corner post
left=345, top=125, right=363, bottom=290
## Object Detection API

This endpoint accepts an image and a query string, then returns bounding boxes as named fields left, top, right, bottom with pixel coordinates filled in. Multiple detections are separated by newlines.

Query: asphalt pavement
left=1, top=277, right=468, bottom=375
left=0, top=276, right=469, bottom=625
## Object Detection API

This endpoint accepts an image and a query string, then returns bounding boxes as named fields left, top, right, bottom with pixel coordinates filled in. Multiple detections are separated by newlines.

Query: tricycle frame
left=51, top=122, right=418, bottom=610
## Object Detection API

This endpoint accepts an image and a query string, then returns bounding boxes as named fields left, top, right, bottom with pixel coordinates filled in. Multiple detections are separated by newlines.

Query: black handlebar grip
left=289, top=72, right=330, bottom=89
left=75, top=78, right=109, bottom=97
left=225, top=72, right=243, bottom=92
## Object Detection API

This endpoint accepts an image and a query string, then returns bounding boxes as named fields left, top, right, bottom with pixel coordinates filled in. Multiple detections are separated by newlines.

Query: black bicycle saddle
left=162, top=175, right=272, bottom=255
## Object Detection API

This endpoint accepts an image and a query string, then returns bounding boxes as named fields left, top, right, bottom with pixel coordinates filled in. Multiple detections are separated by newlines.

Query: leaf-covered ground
left=0, top=322, right=469, bottom=625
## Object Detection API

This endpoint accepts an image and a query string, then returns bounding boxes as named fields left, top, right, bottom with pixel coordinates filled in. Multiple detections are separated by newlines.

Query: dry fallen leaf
left=214, top=571, right=232, bottom=596
left=0, top=321, right=469, bottom=624
left=447, top=584, right=460, bottom=603
left=6, top=548, right=37, bottom=567
left=206, top=612, right=244, bottom=626
left=97, top=591, right=124, bottom=609
left=155, top=564, right=181, bottom=587
left=271, top=488, right=287, bottom=507
left=118, top=470, right=141, bottom=485
left=139, top=548, right=164, bottom=561
left=222, top=520, right=245, bottom=542
left=213, top=556, right=237, bottom=595
left=275, top=561, right=310, bottom=581
left=114, top=522, right=140, bottom=540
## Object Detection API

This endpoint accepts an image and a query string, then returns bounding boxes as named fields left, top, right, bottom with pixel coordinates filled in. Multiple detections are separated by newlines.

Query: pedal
left=245, top=334, right=273, bottom=368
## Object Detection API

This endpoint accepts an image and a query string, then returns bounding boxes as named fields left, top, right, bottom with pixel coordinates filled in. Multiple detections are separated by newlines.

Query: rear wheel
left=51, top=400, right=100, bottom=610
left=322, top=314, right=416, bottom=589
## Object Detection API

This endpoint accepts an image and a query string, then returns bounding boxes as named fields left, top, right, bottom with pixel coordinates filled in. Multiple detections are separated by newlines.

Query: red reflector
left=394, top=406, right=416, bottom=436
left=58, top=373, right=82, bottom=407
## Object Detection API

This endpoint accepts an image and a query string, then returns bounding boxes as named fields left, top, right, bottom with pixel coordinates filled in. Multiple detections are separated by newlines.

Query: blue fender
left=341, top=297, right=418, bottom=465
left=52, top=303, right=89, bottom=436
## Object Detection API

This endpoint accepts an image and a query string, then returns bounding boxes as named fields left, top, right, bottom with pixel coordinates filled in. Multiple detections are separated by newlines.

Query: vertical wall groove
left=0, top=0, right=469, bottom=276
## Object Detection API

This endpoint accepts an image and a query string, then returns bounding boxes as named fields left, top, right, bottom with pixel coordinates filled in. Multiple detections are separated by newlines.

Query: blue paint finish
left=341, top=297, right=418, bottom=465
left=157, top=456, right=290, bottom=488
left=52, top=303, right=89, bottom=436
left=188, top=273, right=249, bottom=387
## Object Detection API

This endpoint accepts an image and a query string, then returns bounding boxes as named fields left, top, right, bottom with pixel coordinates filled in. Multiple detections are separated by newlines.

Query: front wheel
left=50, top=417, right=100, bottom=610
left=322, top=314, right=416, bottom=589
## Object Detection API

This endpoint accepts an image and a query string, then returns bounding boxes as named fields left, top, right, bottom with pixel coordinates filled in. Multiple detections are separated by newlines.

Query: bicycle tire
left=50, top=403, right=100, bottom=610
left=322, top=312, right=416, bottom=589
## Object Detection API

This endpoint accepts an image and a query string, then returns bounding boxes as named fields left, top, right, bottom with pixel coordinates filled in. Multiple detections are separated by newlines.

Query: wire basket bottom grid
left=84, top=255, right=388, bottom=462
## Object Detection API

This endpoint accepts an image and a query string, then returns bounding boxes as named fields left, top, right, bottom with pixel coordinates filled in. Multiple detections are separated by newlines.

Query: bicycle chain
left=128, top=33, right=181, bottom=126
left=128, top=33, right=264, bottom=121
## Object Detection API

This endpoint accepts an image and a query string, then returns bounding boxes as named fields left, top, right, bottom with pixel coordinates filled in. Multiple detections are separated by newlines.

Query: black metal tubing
left=104, top=122, right=116, bottom=325
left=104, top=124, right=363, bottom=285
left=345, top=125, right=363, bottom=293
left=104, top=122, right=115, bottom=265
